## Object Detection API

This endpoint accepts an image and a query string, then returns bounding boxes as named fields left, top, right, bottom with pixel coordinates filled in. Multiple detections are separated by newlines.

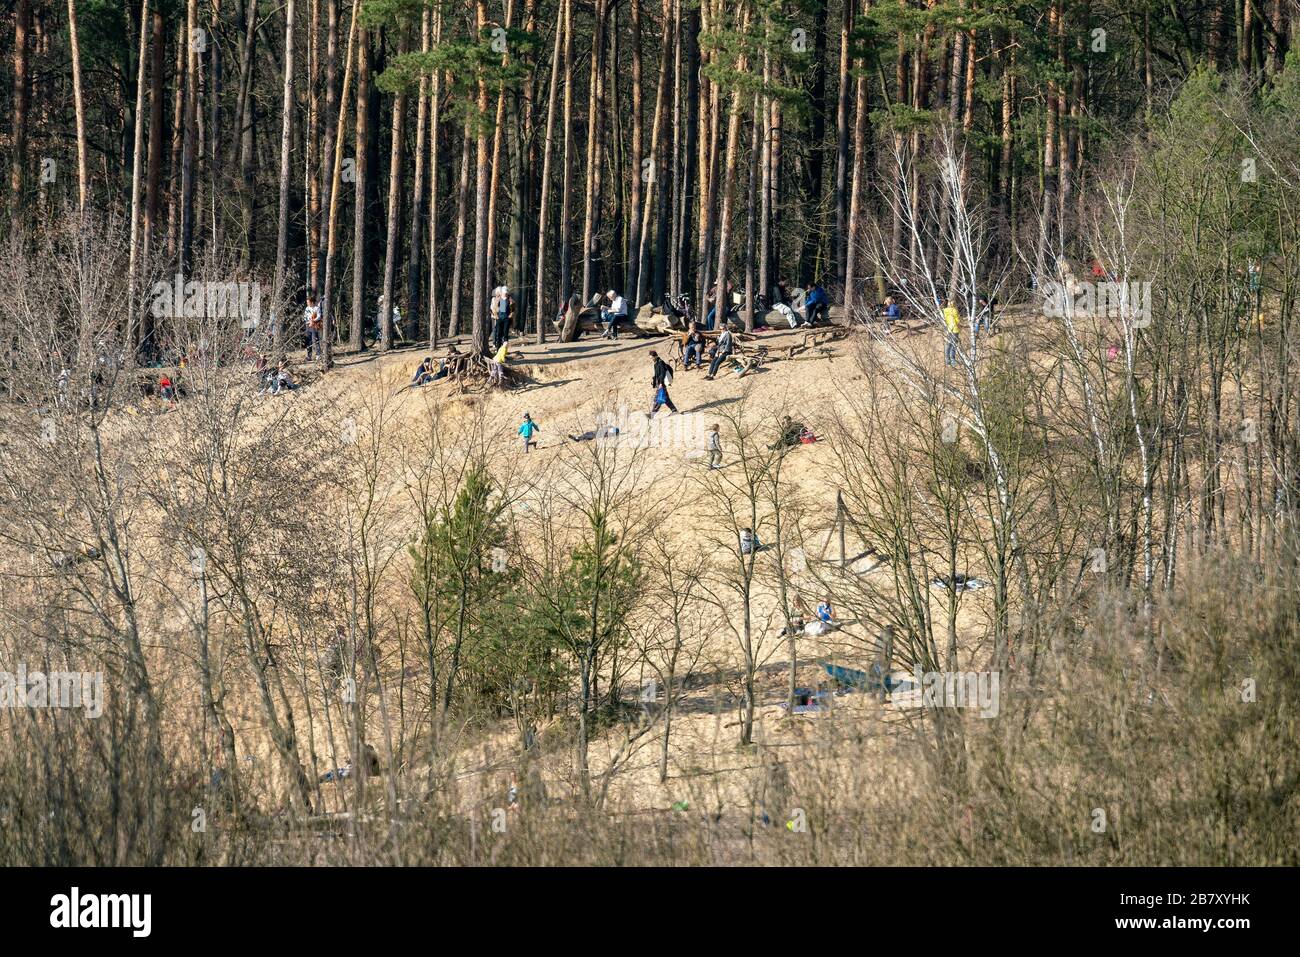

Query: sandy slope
left=272, top=318, right=990, bottom=816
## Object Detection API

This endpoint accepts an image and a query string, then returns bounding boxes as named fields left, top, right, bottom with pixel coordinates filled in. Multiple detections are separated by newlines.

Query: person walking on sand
left=942, top=299, right=961, bottom=367
left=650, top=380, right=678, bottom=416
left=650, top=349, right=674, bottom=390
left=649, top=350, right=677, bottom=415
left=706, top=423, right=723, bottom=469
left=518, top=413, right=540, bottom=452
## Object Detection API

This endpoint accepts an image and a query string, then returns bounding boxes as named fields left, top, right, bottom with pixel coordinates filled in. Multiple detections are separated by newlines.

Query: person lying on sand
left=569, top=424, right=620, bottom=442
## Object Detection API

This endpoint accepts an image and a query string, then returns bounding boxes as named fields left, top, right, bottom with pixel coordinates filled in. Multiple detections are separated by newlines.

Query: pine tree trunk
left=141, top=5, right=166, bottom=352
left=844, top=69, right=868, bottom=320
left=427, top=8, right=444, bottom=347
left=799, top=0, right=829, bottom=281
left=625, top=0, right=645, bottom=304
left=205, top=3, right=222, bottom=250
left=67, top=0, right=89, bottom=217
left=379, top=25, right=410, bottom=352
left=306, top=0, right=322, bottom=297
left=768, top=68, right=782, bottom=293
left=581, top=1, right=609, bottom=305
left=449, top=125, right=471, bottom=338
left=636, top=0, right=672, bottom=307
left=507, top=0, right=533, bottom=330
left=677, top=3, right=700, bottom=296
left=559, top=0, right=576, bottom=304
left=128, top=0, right=152, bottom=350
left=998, top=39, right=1014, bottom=254
left=890, top=27, right=907, bottom=262
left=167, top=22, right=184, bottom=259
left=273, top=0, right=297, bottom=356
left=317, top=0, right=339, bottom=298
left=486, top=0, right=516, bottom=282
left=470, top=0, right=492, bottom=355
left=407, top=9, right=430, bottom=337
left=350, top=24, right=370, bottom=351
left=695, top=0, right=718, bottom=308
left=758, top=40, right=772, bottom=309
left=180, top=0, right=199, bottom=273
left=234, top=0, right=259, bottom=270
left=832, top=0, right=853, bottom=287
left=10, top=0, right=32, bottom=234
left=711, top=41, right=747, bottom=331
left=322, top=0, right=361, bottom=370
left=744, top=91, right=759, bottom=330
left=535, top=2, right=565, bottom=342
left=1038, top=1, right=1060, bottom=268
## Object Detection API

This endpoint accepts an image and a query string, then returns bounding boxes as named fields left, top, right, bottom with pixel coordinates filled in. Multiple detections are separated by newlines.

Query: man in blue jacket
left=804, top=280, right=830, bottom=325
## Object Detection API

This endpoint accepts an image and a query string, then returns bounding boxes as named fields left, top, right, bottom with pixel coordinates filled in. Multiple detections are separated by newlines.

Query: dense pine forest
left=0, top=2, right=1298, bottom=871
left=2, top=1, right=1294, bottom=355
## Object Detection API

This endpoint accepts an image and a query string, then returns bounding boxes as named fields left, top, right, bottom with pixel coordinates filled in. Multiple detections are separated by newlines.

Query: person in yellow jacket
left=488, top=340, right=509, bottom=386
left=942, top=300, right=961, bottom=367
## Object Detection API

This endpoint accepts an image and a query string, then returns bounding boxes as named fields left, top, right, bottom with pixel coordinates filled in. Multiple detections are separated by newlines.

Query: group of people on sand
left=153, top=344, right=295, bottom=406
left=303, top=292, right=412, bottom=359
left=768, top=280, right=831, bottom=329
left=254, top=353, right=297, bottom=395
left=409, top=344, right=460, bottom=387
left=677, top=322, right=737, bottom=379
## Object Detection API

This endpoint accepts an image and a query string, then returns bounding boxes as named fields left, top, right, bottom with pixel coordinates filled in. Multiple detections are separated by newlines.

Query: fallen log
left=550, top=307, right=662, bottom=340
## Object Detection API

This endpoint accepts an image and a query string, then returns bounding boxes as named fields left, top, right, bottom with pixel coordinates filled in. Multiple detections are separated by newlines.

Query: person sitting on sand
left=816, top=599, right=834, bottom=624
left=804, top=280, right=830, bottom=325
left=882, top=296, right=900, bottom=331
left=770, top=415, right=805, bottom=450
left=159, top=373, right=178, bottom=406
left=411, top=356, right=436, bottom=386
left=429, top=344, right=461, bottom=382
left=271, top=360, right=296, bottom=395
left=775, top=300, right=801, bottom=329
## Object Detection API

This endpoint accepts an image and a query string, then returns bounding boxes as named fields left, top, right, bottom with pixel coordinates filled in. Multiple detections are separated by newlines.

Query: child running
left=519, top=413, right=540, bottom=452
